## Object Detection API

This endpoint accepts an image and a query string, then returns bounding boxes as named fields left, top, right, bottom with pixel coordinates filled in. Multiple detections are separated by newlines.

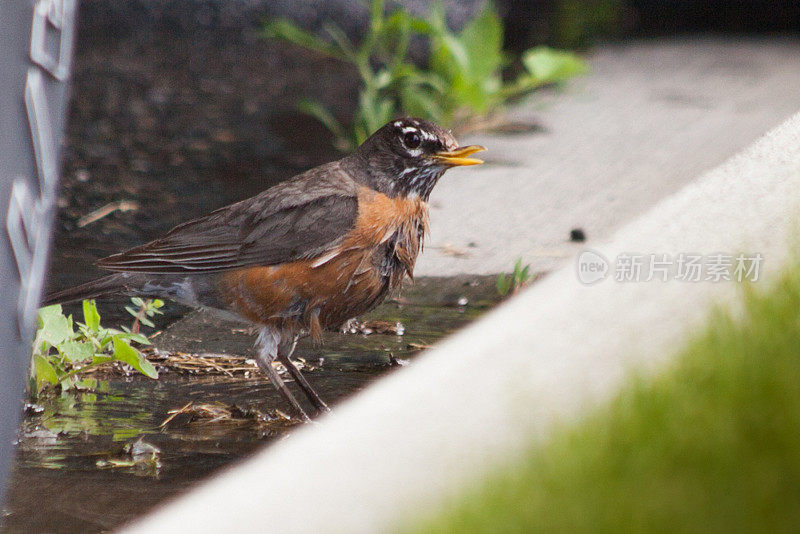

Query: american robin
left=44, top=117, right=485, bottom=420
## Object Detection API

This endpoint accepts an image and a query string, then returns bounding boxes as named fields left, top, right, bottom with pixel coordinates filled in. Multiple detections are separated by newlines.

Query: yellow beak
left=432, top=145, right=486, bottom=166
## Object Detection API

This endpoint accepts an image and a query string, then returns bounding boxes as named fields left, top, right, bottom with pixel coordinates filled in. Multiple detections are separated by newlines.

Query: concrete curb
left=122, top=111, right=800, bottom=533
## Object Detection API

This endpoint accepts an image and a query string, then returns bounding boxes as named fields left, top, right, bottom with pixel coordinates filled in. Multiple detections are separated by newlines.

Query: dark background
left=76, top=0, right=800, bottom=49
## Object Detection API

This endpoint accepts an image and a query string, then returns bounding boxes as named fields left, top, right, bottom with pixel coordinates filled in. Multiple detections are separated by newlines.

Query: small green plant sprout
left=496, top=258, right=533, bottom=296
left=264, top=1, right=586, bottom=151
left=125, top=297, right=164, bottom=333
left=31, top=299, right=158, bottom=395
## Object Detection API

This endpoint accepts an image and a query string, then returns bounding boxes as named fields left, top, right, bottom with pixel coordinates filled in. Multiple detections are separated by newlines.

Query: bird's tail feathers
left=42, top=273, right=128, bottom=306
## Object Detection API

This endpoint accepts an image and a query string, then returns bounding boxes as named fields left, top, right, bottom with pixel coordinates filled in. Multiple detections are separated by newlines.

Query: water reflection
left=3, top=276, right=501, bottom=533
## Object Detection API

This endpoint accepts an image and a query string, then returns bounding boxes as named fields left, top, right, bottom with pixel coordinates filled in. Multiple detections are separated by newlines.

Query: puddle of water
left=2, top=276, right=502, bottom=533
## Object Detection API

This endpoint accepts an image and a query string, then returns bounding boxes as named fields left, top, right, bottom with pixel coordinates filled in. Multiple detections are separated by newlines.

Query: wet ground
left=2, top=276, right=502, bottom=533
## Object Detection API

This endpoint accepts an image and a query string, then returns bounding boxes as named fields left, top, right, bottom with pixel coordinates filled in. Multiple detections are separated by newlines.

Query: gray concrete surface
left=419, top=37, right=800, bottom=275
left=122, top=109, right=800, bottom=534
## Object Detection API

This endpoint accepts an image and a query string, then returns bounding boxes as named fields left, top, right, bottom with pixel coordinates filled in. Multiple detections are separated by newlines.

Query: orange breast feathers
left=218, top=187, right=430, bottom=329
left=340, top=187, right=430, bottom=273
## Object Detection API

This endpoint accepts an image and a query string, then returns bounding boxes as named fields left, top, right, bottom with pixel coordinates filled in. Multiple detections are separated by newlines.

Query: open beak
left=431, top=145, right=486, bottom=167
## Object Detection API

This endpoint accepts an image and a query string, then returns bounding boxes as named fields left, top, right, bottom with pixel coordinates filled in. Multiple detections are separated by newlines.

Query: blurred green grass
left=409, top=265, right=800, bottom=532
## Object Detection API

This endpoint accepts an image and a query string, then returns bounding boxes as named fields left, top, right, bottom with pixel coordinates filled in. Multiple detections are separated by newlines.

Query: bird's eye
left=403, top=131, right=421, bottom=150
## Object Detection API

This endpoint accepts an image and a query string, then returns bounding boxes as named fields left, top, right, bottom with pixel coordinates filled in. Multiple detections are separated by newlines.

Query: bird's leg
left=277, top=336, right=330, bottom=414
left=255, top=328, right=310, bottom=422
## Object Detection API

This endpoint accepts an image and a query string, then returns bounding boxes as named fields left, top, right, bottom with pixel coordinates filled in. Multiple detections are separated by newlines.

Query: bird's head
left=347, top=117, right=485, bottom=200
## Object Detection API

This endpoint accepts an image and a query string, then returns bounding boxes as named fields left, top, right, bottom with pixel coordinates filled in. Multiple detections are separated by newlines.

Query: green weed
left=264, top=1, right=586, bottom=151
left=125, top=297, right=164, bottom=332
left=496, top=258, right=533, bottom=296
left=31, top=299, right=159, bottom=396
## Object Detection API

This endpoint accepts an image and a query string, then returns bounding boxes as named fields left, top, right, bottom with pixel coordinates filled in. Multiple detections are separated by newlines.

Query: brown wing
left=97, top=163, right=359, bottom=274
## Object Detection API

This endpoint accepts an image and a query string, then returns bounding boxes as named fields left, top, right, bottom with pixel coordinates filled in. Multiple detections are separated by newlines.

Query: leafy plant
left=264, top=0, right=586, bottom=151
left=125, top=297, right=164, bottom=332
left=496, top=258, right=533, bottom=296
left=31, top=299, right=158, bottom=395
